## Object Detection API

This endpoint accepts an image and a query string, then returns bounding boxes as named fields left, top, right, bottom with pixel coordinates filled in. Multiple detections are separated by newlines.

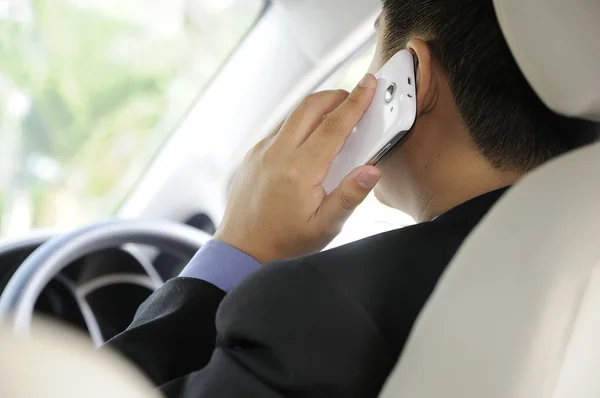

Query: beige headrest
left=494, top=0, right=600, bottom=121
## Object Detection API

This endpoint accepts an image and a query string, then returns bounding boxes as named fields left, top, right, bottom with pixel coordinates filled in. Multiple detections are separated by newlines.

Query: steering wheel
left=0, top=219, right=212, bottom=334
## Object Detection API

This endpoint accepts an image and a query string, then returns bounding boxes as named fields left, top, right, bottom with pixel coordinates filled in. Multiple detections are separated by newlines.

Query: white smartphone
left=322, top=50, right=417, bottom=194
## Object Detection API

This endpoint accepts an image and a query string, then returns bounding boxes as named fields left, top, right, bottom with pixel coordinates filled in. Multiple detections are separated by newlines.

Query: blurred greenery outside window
left=0, top=0, right=265, bottom=237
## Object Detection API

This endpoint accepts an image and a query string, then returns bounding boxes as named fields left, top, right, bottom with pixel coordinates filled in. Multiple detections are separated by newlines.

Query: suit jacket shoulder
left=302, top=219, right=475, bottom=356
left=299, top=188, right=507, bottom=355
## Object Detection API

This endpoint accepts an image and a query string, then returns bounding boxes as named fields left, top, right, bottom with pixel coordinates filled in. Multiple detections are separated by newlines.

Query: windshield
left=0, top=0, right=264, bottom=237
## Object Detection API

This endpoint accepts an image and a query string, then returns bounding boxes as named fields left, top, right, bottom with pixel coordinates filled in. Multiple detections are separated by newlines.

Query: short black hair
left=382, top=0, right=598, bottom=172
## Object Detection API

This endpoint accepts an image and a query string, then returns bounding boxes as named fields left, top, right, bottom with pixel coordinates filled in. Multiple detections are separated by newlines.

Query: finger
left=272, top=90, right=349, bottom=151
left=315, top=165, right=381, bottom=231
left=300, top=73, right=377, bottom=167
left=256, top=119, right=285, bottom=150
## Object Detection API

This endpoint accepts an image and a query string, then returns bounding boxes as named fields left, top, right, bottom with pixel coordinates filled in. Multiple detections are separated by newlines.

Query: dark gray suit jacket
left=107, top=188, right=507, bottom=397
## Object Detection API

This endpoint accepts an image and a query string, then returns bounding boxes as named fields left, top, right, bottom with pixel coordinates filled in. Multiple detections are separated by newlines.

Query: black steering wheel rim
left=0, top=219, right=211, bottom=333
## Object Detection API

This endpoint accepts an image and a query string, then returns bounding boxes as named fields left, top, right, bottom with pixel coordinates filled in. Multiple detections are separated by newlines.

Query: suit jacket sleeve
left=156, top=259, right=397, bottom=398
left=105, top=277, right=226, bottom=387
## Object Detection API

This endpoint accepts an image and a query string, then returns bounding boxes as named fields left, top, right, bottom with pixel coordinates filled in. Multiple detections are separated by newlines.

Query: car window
left=0, top=0, right=265, bottom=237
left=324, top=44, right=415, bottom=249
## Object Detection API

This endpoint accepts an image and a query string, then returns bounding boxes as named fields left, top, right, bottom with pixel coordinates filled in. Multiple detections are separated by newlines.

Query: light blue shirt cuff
left=179, top=239, right=262, bottom=293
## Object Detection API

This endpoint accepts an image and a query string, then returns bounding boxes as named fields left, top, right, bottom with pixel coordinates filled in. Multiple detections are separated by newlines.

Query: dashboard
left=0, top=234, right=190, bottom=346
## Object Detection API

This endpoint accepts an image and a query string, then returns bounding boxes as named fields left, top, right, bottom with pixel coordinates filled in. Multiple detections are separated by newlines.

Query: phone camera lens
left=385, top=83, right=396, bottom=103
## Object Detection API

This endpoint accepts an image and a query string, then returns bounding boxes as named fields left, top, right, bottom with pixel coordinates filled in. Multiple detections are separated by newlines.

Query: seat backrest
left=379, top=142, right=600, bottom=398
left=379, top=0, right=600, bottom=396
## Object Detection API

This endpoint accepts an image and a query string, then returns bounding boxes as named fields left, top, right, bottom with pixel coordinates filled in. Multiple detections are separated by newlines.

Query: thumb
left=318, top=165, right=381, bottom=226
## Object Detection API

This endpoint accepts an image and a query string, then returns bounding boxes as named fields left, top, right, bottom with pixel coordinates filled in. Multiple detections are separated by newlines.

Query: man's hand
left=214, top=74, right=380, bottom=264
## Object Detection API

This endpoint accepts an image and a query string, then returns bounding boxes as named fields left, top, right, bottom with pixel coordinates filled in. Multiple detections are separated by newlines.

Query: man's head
left=370, top=0, right=597, bottom=221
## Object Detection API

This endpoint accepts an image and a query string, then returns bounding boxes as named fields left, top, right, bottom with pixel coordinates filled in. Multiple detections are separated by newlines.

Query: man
left=107, top=1, right=597, bottom=397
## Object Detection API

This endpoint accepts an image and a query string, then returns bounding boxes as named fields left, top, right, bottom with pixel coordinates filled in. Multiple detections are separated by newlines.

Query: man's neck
left=414, top=156, right=521, bottom=223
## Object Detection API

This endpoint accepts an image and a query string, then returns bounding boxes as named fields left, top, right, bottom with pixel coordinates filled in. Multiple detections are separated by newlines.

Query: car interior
left=0, top=0, right=599, bottom=396
left=0, top=0, right=406, bottom=346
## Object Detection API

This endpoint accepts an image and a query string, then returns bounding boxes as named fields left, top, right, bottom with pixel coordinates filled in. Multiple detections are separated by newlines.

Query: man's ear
left=407, top=39, right=438, bottom=116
